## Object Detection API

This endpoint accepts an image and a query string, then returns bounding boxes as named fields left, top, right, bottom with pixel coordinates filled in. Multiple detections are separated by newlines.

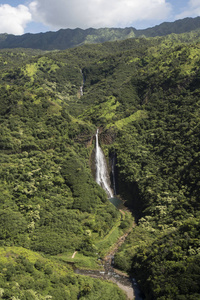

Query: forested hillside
left=79, top=34, right=200, bottom=299
left=0, top=48, right=127, bottom=299
left=0, top=28, right=200, bottom=299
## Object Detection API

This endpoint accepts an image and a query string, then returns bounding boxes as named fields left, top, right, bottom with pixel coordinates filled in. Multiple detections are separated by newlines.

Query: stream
left=75, top=255, right=143, bottom=300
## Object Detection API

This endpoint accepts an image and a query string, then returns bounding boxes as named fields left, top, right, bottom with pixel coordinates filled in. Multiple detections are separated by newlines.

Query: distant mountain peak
left=0, top=16, right=200, bottom=50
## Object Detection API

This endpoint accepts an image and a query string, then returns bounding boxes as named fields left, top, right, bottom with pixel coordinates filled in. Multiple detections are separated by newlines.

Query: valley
left=0, top=23, right=200, bottom=299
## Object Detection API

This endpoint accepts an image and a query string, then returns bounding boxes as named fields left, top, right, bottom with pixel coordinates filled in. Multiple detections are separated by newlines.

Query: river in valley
left=75, top=257, right=143, bottom=300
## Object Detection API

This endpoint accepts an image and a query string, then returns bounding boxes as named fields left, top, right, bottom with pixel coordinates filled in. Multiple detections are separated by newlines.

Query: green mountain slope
left=0, top=48, right=122, bottom=254
left=0, top=16, right=200, bottom=50
left=0, top=246, right=126, bottom=300
left=74, top=33, right=200, bottom=299
left=1, top=29, right=200, bottom=299
left=0, top=46, right=130, bottom=299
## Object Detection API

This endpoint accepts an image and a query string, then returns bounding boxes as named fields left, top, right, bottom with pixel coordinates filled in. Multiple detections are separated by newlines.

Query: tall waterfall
left=111, top=153, right=117, bottom=196
left=80, top=69, right=85, bottom=96
left=95, top=129, right=113, bottom=198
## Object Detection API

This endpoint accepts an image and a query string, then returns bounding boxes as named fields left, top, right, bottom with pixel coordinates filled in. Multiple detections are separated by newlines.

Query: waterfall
left=95, top=129, right=113, bottom=198
left=111, top=153, right=117, bottom=196
left=80, top=69, right=85, bottom=96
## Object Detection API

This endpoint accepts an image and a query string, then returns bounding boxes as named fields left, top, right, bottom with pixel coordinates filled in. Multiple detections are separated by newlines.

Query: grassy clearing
left=94, top=212, right=123, bottom=257
left=0, top=246, right=42, bottom=265
left=24, top=63, right=38, bottom=80
left=95, top=226, right=122, bottom=257
left=54, top=252, right=104, bottom=270
left=52, top=210, right=135, bottom=271
left=80, top=96, right=120, bottom=123
left=54, top=213, right=124, bottom=269
left=113, top=110, right=148, bottom=130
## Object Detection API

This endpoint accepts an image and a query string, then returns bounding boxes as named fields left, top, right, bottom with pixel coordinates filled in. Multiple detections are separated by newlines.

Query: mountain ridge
left=0, top=16, right=200, bottom=50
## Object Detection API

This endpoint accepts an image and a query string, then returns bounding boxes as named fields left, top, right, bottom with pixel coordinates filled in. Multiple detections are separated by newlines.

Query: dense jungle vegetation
left=0, top=27, right=200, bottom=299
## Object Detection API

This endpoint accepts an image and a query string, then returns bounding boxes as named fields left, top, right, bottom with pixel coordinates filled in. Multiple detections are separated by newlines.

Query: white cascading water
left=111, top=154, right=117, bottom=196
left=95, top=129, right=113, bottom=198
left=80, top=69, right=85, bottom=96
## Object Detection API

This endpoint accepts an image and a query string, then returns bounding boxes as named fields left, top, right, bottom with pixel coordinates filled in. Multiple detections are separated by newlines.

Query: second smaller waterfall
left=80, top=69, right=85, bottom=96
left=95, top=129, right=113, bottom=198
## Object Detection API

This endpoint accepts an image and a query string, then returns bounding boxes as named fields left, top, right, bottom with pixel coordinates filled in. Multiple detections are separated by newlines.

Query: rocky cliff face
left=100, top=128, right=117, bottom=145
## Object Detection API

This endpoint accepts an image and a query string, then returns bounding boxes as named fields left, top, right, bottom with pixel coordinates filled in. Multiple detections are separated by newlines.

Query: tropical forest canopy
left=0, top=26, right=200, bottom=300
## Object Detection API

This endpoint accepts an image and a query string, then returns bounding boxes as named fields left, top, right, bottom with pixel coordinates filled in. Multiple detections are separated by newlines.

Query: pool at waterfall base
left=109, top=197, right=124, bottom=208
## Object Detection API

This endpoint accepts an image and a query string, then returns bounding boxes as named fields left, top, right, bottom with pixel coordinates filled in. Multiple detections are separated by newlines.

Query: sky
left=0, top=0, right=200, bottom=35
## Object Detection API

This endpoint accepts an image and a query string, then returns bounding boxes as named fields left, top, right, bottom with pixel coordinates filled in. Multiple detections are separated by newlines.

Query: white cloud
left=0, top=4, right=32, bottom=35
left=188, top=0, right=200, bottom=14
left=176, top=0, right=200, bottom=19
left=29, top=0, right=172, bottom=29
left=190, top=0, right=200, bottom=8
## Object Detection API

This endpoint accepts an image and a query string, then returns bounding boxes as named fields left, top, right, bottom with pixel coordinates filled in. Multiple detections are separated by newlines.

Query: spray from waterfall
left=95, top=129, right=113, bottom=198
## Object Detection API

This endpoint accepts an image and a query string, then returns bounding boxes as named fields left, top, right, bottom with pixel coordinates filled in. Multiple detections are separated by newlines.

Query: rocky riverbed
left=75, top=257, right=143, bottom=300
